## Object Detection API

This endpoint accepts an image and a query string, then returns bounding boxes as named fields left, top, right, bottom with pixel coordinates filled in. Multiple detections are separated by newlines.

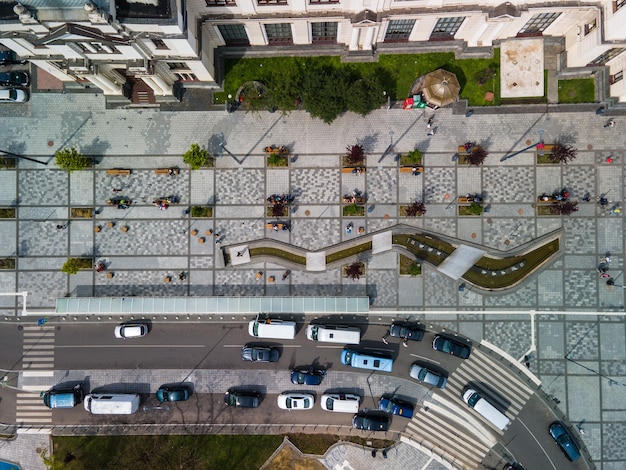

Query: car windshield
left=226, top=394, right=236, bottom=406
left=418, top=368, right=428, bottom=380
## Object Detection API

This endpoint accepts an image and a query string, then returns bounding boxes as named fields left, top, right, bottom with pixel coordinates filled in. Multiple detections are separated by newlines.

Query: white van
left=320, top=393, right=361, bottom=413
left=306, top=324, right=361, bottom=344
left=462, top=388, right=510, bottom=431
left=83, top=393, right=141, bottom=415
left=248, top=319, right=296, bottom=340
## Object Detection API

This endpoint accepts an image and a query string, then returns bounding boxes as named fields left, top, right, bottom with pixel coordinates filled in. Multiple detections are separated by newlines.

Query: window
left=311, top=22, right=338, bottom=43
left=384, top=19, right=415, bottom=42
left=584, top=19, right=596, bottom=35
left=615, top=0, right=626, bottom=13
left=264, top=23, right=293, bottom=45
left=217, top=24, right=250, bottom=46
left=430, top=17, right=465, bottom=40
left=258, top=0, right=287, bottom=4
left=610, top=70, right=623, bottom=84
left=151, top=39, right=169, bottom=50
left=518, top=12, right=560, bottom=36
left=205, top=0, right=236, bottom=5
left=588, top=48, right=626, bottom=66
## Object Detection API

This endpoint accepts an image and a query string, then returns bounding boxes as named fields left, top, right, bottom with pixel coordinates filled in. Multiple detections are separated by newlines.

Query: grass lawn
left=218, top=50, right=501, bottom=107
left=250, top=246, right=307, bottom=265
left=558, top=78, right=595, bottom=103
left=51, top=435, right=283, bottom=470
left=326, top=242, right=372, bottom=264
left=399, top=254, right=421, bottom=275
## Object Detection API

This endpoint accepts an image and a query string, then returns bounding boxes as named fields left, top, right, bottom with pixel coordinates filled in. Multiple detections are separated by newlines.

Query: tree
left=345, top=262, right=364, bottom=280
left=405, top=201, right=427, bottom=217
left=554, top=200, right=578, bottom=216
left=266, top=61, right=304, bottom=112
left=345, top=144, right=365, bottom=166
left=271, top=203, right=286, bottom=218
left=302, top=66, right=350, bottom=124
left=54, top=147, right=90, bottom=173
left=183, top=143, right=209, bottom=170
left=548, top=143, right=578, bottom=164
left=467, top=145, right=489, bottom=166
left=346, top=75, right=386, bottom=116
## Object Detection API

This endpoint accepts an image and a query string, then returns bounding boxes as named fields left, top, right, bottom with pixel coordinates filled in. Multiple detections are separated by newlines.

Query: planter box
left=267, top=154, right=289, bottom=167
left=0, top=258, right=16, bottom=270
left=266, top=205, right=290, bottom=217
left=0, top=157, right=16, bottom=169
left=458, top=205, right=483, bottom=216
left=399, top=254, right=421, bottom=276
left=71, top=207, right=93, bottom=218
left=343, top=204, right=365, bottom=217
left=0, top=208, right=16, bottom=219
left=191, top=206, right=213, bottom=218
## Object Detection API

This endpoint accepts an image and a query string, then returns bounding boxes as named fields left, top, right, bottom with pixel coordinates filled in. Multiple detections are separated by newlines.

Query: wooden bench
left=458, top=145, right=470, bottom=154
left=342, top=196, right=366, bottom=204
left=537, top=195, right=559, bottom=203
left=106, top=169, right=131, bottom=176
left=400, top=166, right=423, bottom=174
left=264, top=146, right=289, bottom=155
left=155, top=167, right=179, bottom=175
left=458, top=197, right=471, bottom=204
left=342, top=167, right=366, bottom=174
left=536, top=144, right=556, bottom=154
left=266, top=223, right=285, bottom=230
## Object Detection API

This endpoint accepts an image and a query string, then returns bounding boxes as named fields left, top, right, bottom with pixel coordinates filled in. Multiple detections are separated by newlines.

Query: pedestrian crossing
left=404, top=347, right=537, bottom=469
left=16, top=325, right=55, bottom=425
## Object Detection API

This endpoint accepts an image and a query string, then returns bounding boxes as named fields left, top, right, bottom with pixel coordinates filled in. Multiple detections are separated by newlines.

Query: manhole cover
left=504, top=239, right=511, bottom=246
left=471, top=233, right=477, bottom=239
left=47, top=140, right=54, bottom=147
left=304, top=210, right=310, bottom=216
left=518, top=209, right=523, bottom=215
left=587, top=144, right=593, bottom=150
left=525, top=139, right=531, bottom=145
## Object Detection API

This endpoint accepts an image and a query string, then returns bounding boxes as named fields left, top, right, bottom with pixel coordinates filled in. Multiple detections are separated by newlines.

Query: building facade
left=1, top=0, right=625, bottom=103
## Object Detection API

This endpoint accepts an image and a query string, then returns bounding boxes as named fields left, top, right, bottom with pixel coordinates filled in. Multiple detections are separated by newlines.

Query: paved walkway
left=0, top=93, right=624, bottom=469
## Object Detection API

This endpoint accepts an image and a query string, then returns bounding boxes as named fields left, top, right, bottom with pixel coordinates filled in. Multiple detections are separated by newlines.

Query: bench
left=106, top=169, right=131, bottom=176
left=342, top=167, right=366, bottom=174
left=458, top=197, right=471, bottom=204
left=458, top=145, right=470, bottom=154
left=537, top=195, right=559, bottom=203
left=264, top=146, right=289, bottom=155
left=400, top=166, right=423, bottom=174
left=266, top=223, right=289, bottom=231
left=536, top=144, right=556, bottom=154
left=155, top=167, right=179, bottom=175
left=342, top=196, right=366, bottom=204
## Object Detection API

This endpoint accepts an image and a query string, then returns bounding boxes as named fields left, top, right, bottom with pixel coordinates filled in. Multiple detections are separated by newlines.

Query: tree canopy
left=55, top=147, right=90, bottom=173
left=183, top=143, right=210, bottom=170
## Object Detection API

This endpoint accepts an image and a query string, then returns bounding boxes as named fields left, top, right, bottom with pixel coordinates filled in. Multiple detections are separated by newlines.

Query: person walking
left=427, top=128, right=436, bottom=137
left=604, top=118, right=615, bottom=128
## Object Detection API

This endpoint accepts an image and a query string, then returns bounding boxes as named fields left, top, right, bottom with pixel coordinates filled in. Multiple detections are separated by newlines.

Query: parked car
left=432, top=335, right=471, bottom=359
left=352, top=412, right=390, bottom=431
left=549, top=422, right=580, bottom=461
left=241, top=345, right=280, bottom=362
left=290, top=368, right=326, bottom=385
left=224, top=390, right=260, bottom=408
left=156, top=384, right=190, bottom=402
left=277, top=392, right=314, bottom=410
left=114, top=323, right=148, bottom=339
left=0, top=51, right=27, bottom=65
left=0, top=88, right=27, bottom=103
left=409, top=362, right=447, bottom=389
left=378, top=396, right=414, bottom=419
left=0, top=71, right=29, bottom=87
left=389, top=321, right=425, bottom=341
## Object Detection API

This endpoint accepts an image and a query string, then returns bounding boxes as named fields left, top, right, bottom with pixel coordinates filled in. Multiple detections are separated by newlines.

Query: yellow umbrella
left=421, top=69, right=461, bottom=108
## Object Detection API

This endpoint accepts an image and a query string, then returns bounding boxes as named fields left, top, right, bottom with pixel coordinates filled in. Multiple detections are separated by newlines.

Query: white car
left=277, top=392, right=314, bottom=410
left=114, top=323, right=148, bottom=339
left=0, top=88, right=28, bottom=102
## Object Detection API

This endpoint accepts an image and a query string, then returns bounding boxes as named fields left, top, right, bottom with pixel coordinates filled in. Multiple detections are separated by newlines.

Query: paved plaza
left=0, top=92, right=625, bottom=469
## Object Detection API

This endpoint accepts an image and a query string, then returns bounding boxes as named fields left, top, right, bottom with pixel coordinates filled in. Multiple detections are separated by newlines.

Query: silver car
left=409, top=362, right=447, bottom=389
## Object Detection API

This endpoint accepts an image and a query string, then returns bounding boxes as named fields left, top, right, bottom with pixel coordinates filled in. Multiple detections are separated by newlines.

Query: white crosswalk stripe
left=403, top=347, right=537, bottom=469
left=17, top=325, right=55, bottom=425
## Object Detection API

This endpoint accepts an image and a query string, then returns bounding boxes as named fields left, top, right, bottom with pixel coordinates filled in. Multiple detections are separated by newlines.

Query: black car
left=389, top=321, right=425, bottom=341
left=352, top=412, right=390, bottom=431
left=224, top=390, right=260, bottom=408
left=0, top=51, right=27, bottom=65
left=290, top=368, right=326, bottom=385
left=0, top=71, right=29, bottom=87
left=432, top=335, right=472, bottom=359
left=241, top=345, right=280, bottom=362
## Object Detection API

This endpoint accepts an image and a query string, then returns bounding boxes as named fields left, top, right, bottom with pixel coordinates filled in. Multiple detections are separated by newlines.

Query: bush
left=475, top=67, right=495, bottom=86
left=61, top=258, right=91, bottom=275
left=401, top=149, right=423, bottom=166
left=548, top=144, right=578, bottom=164
left=404, top=201, right=426, bottom=217
left=554, top=200, right=578, bottom=216
left=346, top=75, right=386, bottom=116
left=345, top=262, right=364, bottom=280
left=469, top=202, right=484, bottom=215
left=55, top=147, right=90, bottom=173
left=183, top=144, right=210, bottom=170
left=345, top=144, right=365, bottom=166
left=467, top=145, right=488, bottom=166
left=409, top=262, right=422, bottom=276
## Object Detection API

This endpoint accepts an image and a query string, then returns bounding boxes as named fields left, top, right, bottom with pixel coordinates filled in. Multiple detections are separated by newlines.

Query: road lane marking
left=55, top=344, right=205, bottom=348
left=410, top=353, right=440, bottom=364
left=223, top=344, right=301, bottom=348
left=516, top=417, right=557, bottom=469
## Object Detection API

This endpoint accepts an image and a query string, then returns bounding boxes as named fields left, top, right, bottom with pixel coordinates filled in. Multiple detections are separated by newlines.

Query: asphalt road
left=0, top=320, right=591, bottom=468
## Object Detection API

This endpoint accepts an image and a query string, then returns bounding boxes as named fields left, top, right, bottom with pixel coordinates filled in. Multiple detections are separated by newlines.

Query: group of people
left=272, top=223, right=290, bottom=232
left=267, top=194, right=293, bottom=204
left=106, top=198, right=131, bottom=209
left=465, top=193, right=483, bottom=203
left=539, top=189, right=569, bottom=202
